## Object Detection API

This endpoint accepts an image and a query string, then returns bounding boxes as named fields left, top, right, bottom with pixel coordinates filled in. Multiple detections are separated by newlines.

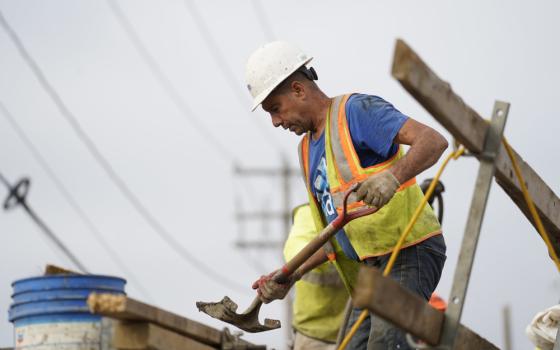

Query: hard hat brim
left=250, top=56, right=313, bottom=111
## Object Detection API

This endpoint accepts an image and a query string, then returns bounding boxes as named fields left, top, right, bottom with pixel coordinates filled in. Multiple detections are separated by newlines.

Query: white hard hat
left=245, top=41, right=313, bottom=111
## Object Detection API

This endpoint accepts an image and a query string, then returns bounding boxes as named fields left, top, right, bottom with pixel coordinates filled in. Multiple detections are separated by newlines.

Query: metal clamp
left=2, top=177, right=30, bottom=210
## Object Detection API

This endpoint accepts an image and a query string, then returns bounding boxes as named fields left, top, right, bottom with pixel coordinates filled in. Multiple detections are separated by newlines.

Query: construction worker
left=279, top=181, right=446, bottom=350
left=283, top=204, right=357, bottom=349
left=246, top=41, right=448, bottom=349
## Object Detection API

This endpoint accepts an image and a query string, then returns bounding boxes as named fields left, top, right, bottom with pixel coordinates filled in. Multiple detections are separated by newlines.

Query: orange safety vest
left=298, top=94, right=442, bottom=260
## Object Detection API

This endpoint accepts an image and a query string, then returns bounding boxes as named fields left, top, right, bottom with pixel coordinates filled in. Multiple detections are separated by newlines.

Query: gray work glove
left=251, top=270, right=299, bottom=304
left=356, top=171, right=401, bottom=208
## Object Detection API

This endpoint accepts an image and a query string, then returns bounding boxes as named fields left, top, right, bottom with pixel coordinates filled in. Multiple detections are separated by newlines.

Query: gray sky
left=0, top=1, right=559, bottom=349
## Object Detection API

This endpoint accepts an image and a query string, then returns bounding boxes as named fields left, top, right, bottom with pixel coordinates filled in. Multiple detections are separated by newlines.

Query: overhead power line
left=182, top=0, right=285, bottom=154
left=250, top=0, right=276, bottom=41
left=105, top=0, right=260, bottom=203
left=105, top=0, right=234, bottom=164
left=0, top=99, right=153, bottom=301
left=0, top=172, right=88, bottom=273
left=0, top=8, right=246, bottom=293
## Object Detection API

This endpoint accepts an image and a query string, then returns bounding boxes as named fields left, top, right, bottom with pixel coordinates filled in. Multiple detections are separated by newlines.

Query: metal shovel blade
left=196, top=296, right=281, bottom=333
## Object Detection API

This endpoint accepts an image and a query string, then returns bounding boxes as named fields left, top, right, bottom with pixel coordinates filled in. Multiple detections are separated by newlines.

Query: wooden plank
left=352, top=266, right=499, bottom=349
left=44, top=264, right=80, bottom=275
left=391, top=38, right=560, bottom=258
left=352, top=265, right=443, bottom=345
left=113, top=321, right=214, bottom=350
left=88, top=293, right=224, bottom=347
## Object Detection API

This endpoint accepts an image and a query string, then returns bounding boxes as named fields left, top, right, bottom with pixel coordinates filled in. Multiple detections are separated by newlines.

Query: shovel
left=196, top=184, right=378, bottom=333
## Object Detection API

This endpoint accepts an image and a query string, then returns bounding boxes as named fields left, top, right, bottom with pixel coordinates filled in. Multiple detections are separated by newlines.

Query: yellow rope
left=502, top=138, right=560, bottom=271
left=338, top=137, right=560, bottom=349
left=337, top=147, right=465, bottom=350
left=338, top=133, right=560, bottom=350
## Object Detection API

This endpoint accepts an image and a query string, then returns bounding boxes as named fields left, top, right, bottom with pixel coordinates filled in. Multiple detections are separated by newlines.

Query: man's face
left=261, top=91, right=312, bottom=136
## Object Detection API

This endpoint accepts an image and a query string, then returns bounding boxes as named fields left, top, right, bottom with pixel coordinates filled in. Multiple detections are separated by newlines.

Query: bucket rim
left=9, top=309, right=101, bottom=323
left=11, top=287, right=125, bottom=299
left=10, top=290, right=126, bottom=308
left=11, top=274, right=127, bottom=287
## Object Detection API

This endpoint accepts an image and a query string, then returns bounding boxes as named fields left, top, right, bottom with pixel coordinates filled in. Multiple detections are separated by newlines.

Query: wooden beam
left=88, top=293, right=257, bottom=348
left=352, top=266, right=499, bottom=349
left=392, top=38, right=560, bottom=258
left=352, top=265, right=442, bottom=345
left=113, top=321, right=214, bottom=350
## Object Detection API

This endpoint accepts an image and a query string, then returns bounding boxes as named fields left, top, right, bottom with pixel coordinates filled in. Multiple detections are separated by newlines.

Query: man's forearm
left=391, top=128, right=448, bottom=184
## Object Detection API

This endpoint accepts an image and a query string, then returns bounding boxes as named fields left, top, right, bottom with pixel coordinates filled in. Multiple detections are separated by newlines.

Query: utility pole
left=502, top=304, right=513, bottom=350
left=233, top=158, right=299, bottom=344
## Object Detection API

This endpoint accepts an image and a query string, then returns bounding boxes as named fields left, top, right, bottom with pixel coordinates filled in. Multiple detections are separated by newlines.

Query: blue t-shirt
left=308, top=94, right=409, bottom=260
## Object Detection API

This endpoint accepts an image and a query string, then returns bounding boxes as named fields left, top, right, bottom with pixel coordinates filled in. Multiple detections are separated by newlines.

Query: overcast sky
left=0, top=1, right=559, bottom=349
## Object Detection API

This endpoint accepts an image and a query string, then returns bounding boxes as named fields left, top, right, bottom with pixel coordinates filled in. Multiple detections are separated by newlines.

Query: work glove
left=356, top=171, right=400, bottom=208
left=251, top=270, right=297, bottom=304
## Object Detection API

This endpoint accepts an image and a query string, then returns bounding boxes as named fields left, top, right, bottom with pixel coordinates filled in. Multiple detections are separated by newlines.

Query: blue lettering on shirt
left=308, top=94, right=409, bottom=260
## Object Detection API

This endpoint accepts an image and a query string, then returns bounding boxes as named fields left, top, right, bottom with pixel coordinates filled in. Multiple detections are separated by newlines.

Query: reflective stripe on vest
left=328, top=95, right=354, bottom=184
left=327, top=95, right=416, bottom=210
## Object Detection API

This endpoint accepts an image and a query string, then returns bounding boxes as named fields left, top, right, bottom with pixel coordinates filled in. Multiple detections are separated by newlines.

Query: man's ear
left=291, top=81, right=305, bottom=97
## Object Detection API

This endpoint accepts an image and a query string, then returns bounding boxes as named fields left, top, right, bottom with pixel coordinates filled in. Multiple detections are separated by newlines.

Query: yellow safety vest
left=284, top=204, right=355, bottom=342
left=298, top=94, right=442, bottom=260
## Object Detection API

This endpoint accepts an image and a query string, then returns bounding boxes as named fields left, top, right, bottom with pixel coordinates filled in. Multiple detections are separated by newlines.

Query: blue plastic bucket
left=9, top=274, right=126, bottom=349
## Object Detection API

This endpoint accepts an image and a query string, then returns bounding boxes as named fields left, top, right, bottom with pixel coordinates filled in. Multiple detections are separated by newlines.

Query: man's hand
left=251, top=270, right=299, bottom=304
left=356, top=171, right=400, bottom=208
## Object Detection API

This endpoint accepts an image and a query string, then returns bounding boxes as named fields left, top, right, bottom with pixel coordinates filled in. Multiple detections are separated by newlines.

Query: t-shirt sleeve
left=346, top=94, right=409, bottom=158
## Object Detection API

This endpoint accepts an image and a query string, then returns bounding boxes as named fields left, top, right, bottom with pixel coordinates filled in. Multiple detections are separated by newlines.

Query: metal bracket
left=437, top=101, right=510, bottom=349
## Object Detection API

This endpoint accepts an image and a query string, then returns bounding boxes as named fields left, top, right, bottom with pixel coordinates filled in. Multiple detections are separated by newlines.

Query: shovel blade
left=196, top=296, right=281, bottom=333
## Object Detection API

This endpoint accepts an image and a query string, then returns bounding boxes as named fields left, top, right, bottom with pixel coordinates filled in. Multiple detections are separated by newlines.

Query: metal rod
left=438, top=101, right=509, bottom=349
left=232, top=161, right=297, bottom=346
left=281, top=158, right=293, bottom=344
left=502, top=304, right=512, bottom=350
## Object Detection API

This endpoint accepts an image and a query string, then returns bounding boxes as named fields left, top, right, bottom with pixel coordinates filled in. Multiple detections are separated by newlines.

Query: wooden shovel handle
left=274, top=185, right=377, bottom=283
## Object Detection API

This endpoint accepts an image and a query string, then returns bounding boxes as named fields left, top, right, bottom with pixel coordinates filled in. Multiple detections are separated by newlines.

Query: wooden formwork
left=349, top=39, right=560, bottom=349
left=88, top=293, right=266, bottom=350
